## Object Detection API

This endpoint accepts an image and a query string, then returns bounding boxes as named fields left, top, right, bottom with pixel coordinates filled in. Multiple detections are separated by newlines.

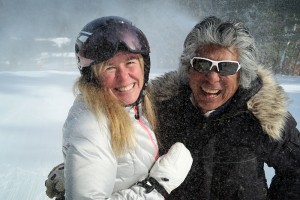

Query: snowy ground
left=0, top=70, right=299, bottom=199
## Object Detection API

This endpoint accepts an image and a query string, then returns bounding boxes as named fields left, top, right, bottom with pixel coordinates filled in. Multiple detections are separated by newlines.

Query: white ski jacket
left=62, top=95, right=163, bottom=200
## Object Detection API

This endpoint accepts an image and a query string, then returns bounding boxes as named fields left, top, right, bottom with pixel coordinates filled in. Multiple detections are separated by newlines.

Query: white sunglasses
left=190, top=57, right=241, bottom=76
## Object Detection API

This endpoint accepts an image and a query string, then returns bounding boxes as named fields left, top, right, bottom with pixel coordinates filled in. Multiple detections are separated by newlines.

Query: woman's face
left=100, top=51, right=144, bottom=105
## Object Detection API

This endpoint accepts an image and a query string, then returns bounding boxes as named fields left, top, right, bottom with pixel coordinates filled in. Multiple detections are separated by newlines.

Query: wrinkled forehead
left=195, top=45, right=239, bottom=60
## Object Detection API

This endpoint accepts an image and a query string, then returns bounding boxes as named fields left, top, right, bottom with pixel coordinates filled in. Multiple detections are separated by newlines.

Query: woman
left=45, top=16, right=192, bottom=200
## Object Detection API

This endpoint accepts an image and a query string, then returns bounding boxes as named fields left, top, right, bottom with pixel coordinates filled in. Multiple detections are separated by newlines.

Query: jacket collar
left=247, top=67, right=289, bottom=140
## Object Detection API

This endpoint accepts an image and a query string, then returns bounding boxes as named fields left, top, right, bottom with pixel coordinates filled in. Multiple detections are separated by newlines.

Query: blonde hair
left=73, top=56, right=157, bottom=157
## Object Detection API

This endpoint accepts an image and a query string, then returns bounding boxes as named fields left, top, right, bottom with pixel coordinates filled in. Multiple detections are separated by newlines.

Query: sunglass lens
left=193, top=59, right=212, bottom=73
left=218, top=62, right=239, bottom=75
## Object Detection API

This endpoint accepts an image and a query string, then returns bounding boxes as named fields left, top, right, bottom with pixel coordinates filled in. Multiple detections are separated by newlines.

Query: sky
left=0, top=71, right=299, bottom=199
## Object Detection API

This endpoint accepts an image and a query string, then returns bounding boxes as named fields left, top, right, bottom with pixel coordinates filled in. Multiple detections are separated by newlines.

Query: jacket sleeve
left=267, top=114, right=300, bottom=199
left=63, top=102, right=164, bottom=200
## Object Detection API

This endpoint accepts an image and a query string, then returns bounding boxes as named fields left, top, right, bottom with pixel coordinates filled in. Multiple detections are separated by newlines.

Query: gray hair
left=179, top=16, right=258, bottom=89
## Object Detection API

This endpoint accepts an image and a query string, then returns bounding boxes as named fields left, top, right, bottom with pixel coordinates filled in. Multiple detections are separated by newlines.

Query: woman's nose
left=116, top=67, right=129, bottom=80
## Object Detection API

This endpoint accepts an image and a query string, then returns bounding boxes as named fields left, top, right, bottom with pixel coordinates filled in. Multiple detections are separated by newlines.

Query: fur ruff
left=247, top=67, right=289, bottom=140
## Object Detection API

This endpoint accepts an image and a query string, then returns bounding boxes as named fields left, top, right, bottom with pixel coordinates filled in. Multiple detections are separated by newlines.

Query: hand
left=45, top=163, right=65, bottom=199
left=149, top=142, right=193, bottom=194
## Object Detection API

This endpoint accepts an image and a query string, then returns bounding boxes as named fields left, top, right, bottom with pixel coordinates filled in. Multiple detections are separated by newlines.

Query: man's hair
left=179, top=16, right=258, bottom=89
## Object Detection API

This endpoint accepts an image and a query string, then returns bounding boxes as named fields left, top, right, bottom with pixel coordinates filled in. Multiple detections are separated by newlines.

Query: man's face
left=188, top=45, right=240, bottom=113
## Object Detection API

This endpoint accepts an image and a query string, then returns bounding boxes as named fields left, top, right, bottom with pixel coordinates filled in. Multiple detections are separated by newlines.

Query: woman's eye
left=127, top=59, right=138, bottom=65
left=104, top=65, right=116, bottom=71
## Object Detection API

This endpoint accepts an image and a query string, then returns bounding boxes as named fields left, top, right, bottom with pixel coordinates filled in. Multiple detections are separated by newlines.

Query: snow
left=0, top=70, right=299, bottom=199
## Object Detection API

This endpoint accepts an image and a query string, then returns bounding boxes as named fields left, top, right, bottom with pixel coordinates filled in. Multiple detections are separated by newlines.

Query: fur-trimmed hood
left=150, top=66, right=289, bottom=140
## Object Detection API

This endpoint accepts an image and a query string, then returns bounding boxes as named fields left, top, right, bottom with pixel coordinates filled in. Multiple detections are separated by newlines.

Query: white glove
left=45, top=163, right=65, bottom=200
left=149, top=142, right=193, bottom=194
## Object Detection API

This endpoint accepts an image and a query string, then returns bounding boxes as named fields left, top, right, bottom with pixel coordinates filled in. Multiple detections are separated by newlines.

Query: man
left=151, top=16, right=300, bottom=199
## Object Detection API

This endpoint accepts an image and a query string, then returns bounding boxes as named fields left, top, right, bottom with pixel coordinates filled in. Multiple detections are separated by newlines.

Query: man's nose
left=205, top=66, right=220, bottom=82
